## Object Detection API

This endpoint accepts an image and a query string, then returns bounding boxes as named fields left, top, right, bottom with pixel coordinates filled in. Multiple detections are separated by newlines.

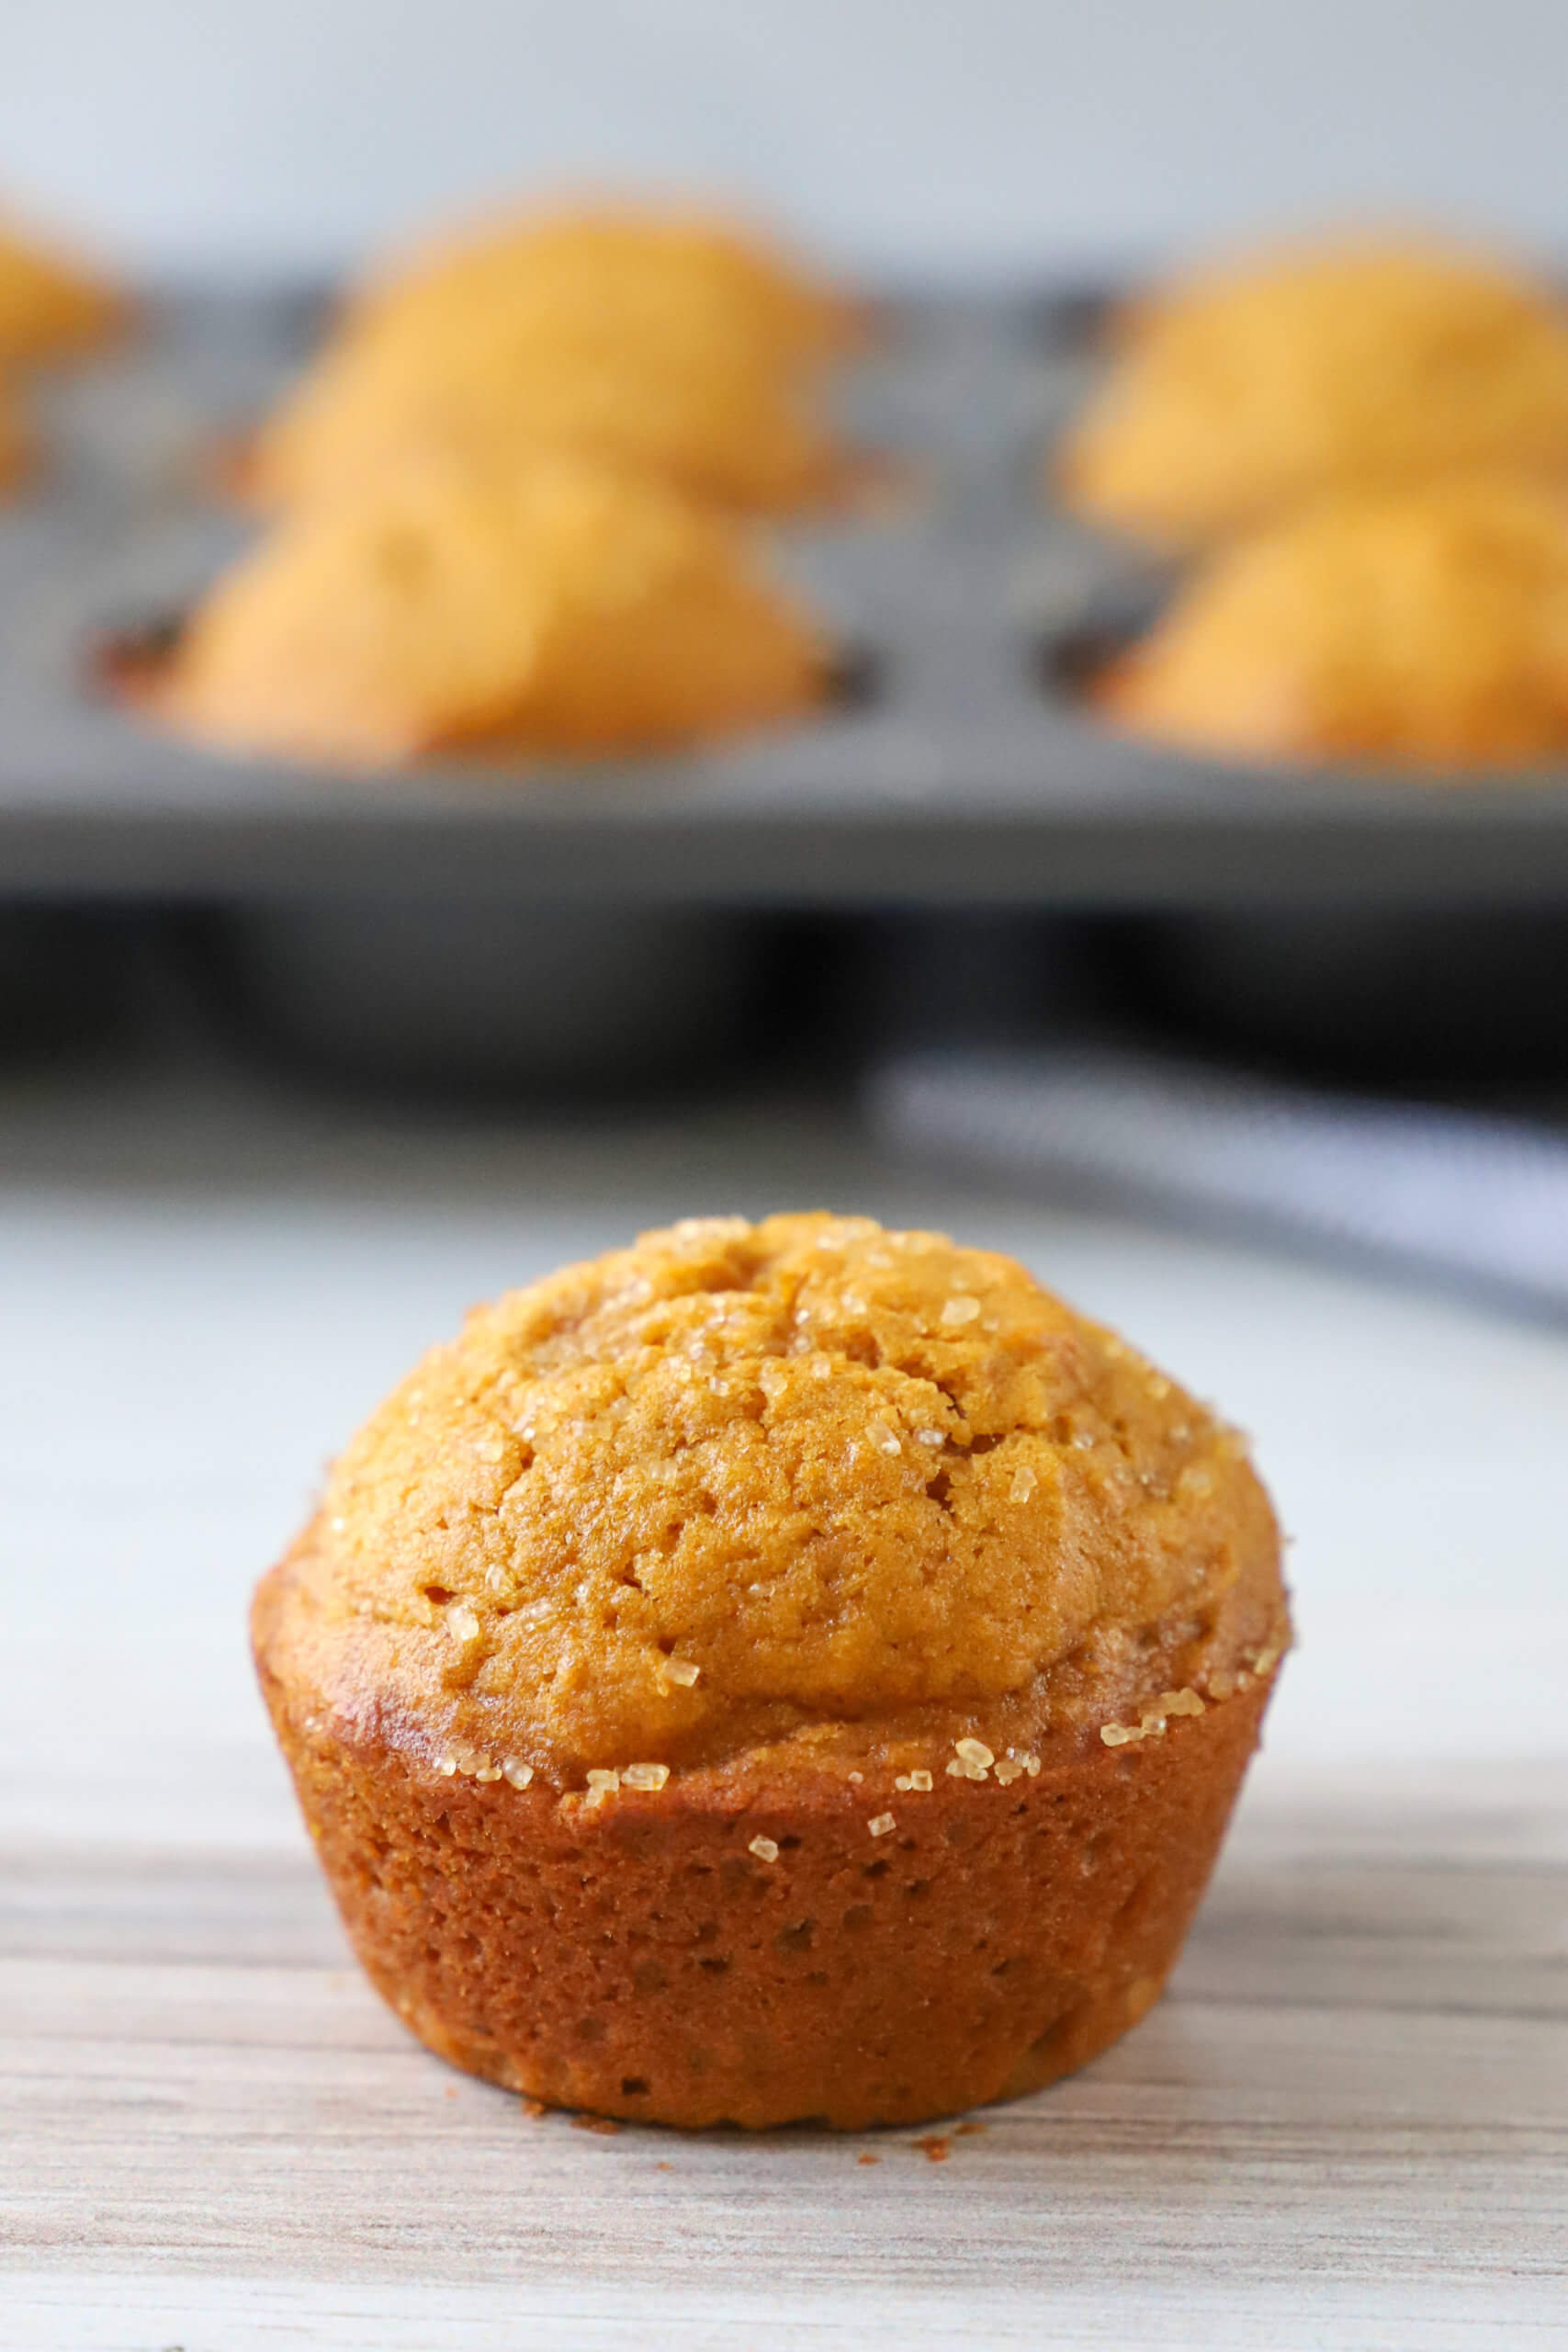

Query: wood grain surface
left=6, top=1073, right=1568, bottom=2346
left=5, top=1765, right=1566, bottom=2349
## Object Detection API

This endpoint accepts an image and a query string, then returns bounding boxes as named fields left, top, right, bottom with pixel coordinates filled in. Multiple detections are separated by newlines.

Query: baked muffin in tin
left=242, top=202, right=860, bottom=518
left=1057, top=234, right=1568, bottom=547
left=0, top=209, right=125, bottom=367
left=148, top=449, right=830, bottom=766
left=1096, top=474, right=1568, bottom=770
left=341, top=201, right=864, bottom=374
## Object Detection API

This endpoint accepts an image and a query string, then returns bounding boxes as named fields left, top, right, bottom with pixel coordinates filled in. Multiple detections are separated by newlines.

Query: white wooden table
left=5, top=1063, right=1567, bottom=2348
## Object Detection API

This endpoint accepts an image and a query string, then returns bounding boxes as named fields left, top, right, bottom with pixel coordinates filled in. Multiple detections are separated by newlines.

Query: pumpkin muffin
left=343, top=200, right=863, bottom=373
left=254, top=1212, right=1290, bottom=2130
left=241, top=243, right=857, bottom=516
left=1055, top=235, right=1568, bottom=547
left=146, top=450, right=829, bottom=766
left=242, top=322, right=853, bottom=517
left=0, top=209, right=125, bottom=365
left=1095, top=474, right=1568, bottom=770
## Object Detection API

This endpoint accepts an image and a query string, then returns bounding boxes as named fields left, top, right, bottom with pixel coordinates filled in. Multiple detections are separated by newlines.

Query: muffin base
left=257, top=1645, right=1274, bottom=2131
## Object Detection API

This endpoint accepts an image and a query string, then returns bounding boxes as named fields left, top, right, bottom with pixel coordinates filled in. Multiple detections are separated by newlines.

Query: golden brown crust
left=1096, top=474, right=1568, bottom=770
left=274, top=1214, right=1285, bottom=1776
left=149, top=454, right=829, bottom=766
left=0, top=214, right=126, bottom=365
left=256, top=1633, right=1278, bottom=2130
left=1055, top=235, right=1568, bottom=547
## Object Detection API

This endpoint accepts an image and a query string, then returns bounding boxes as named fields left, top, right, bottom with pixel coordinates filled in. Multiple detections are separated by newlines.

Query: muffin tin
left=7, top=283, right=1568, bottom=1088
left=5, top=282, right=1568, bottom=911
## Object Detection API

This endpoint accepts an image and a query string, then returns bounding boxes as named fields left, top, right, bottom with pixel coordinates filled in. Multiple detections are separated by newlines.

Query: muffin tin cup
left=188, top=899, right=773, bottom=1095
left=1105, top=906, right=1568, bottom=1083
left=0, top=902, right=146, bottom=1063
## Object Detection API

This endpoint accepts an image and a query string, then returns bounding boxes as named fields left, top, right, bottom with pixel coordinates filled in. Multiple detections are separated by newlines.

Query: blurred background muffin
left=0, top=201, right=127, bottom=500
left=1092, top=474, right=1568, bottom=769
left=243, top=316, right=856, bottom=516
left=148, top=448, right=830, bottom=765
left=0, top=205, right=126, bottom=365
left=241, top=198, right=863, bottom=514
left=1055, top=234, right=1568, bottom=548
left=0, top=385, right=29, bottom=494
left=341, top=202, right=865, bottom=372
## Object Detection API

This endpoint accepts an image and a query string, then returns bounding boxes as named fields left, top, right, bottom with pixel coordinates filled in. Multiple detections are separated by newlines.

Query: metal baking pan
left=1100, top=907, right=1568, bottom=1081
left=185, top=899, right=774, bottom=1095
left=0, top=902, right=146, bottom=1061
left=3, top=283, right=1568, bottom=913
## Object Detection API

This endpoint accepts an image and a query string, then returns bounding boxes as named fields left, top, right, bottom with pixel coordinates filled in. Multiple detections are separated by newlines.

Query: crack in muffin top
left=283, top=1213, right=1282, bottom=1773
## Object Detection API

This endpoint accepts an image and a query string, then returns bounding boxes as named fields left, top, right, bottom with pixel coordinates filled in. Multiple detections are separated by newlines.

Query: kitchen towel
left=867, top=1044, right=1568, bottom=1317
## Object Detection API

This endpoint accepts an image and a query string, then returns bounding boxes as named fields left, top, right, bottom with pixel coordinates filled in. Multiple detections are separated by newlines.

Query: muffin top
left=0, top=212, right=123, bottom=364
left=262, top=1215, right=1285, bottom=1784
left=243, top=267, right=854, bottom=515
left=343, top=201, right=862, bottom=373
left=1097, top=474, right=1568, bottom=770
left=1055, top=235, right=1568, bottom=546
left=155, top=450, right=827, bottom=765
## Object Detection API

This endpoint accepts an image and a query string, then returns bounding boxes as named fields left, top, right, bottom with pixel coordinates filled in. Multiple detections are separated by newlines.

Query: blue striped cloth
left=867, top=1045, right=1568, bottom=1317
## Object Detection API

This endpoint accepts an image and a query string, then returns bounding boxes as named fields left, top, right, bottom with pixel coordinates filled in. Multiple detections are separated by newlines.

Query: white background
left=3, top=0, right=1568, bottom=280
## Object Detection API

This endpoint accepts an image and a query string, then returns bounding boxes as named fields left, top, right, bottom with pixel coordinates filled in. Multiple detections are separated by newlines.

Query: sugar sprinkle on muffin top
left=270, top=1213, right=1284, bottom=1778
